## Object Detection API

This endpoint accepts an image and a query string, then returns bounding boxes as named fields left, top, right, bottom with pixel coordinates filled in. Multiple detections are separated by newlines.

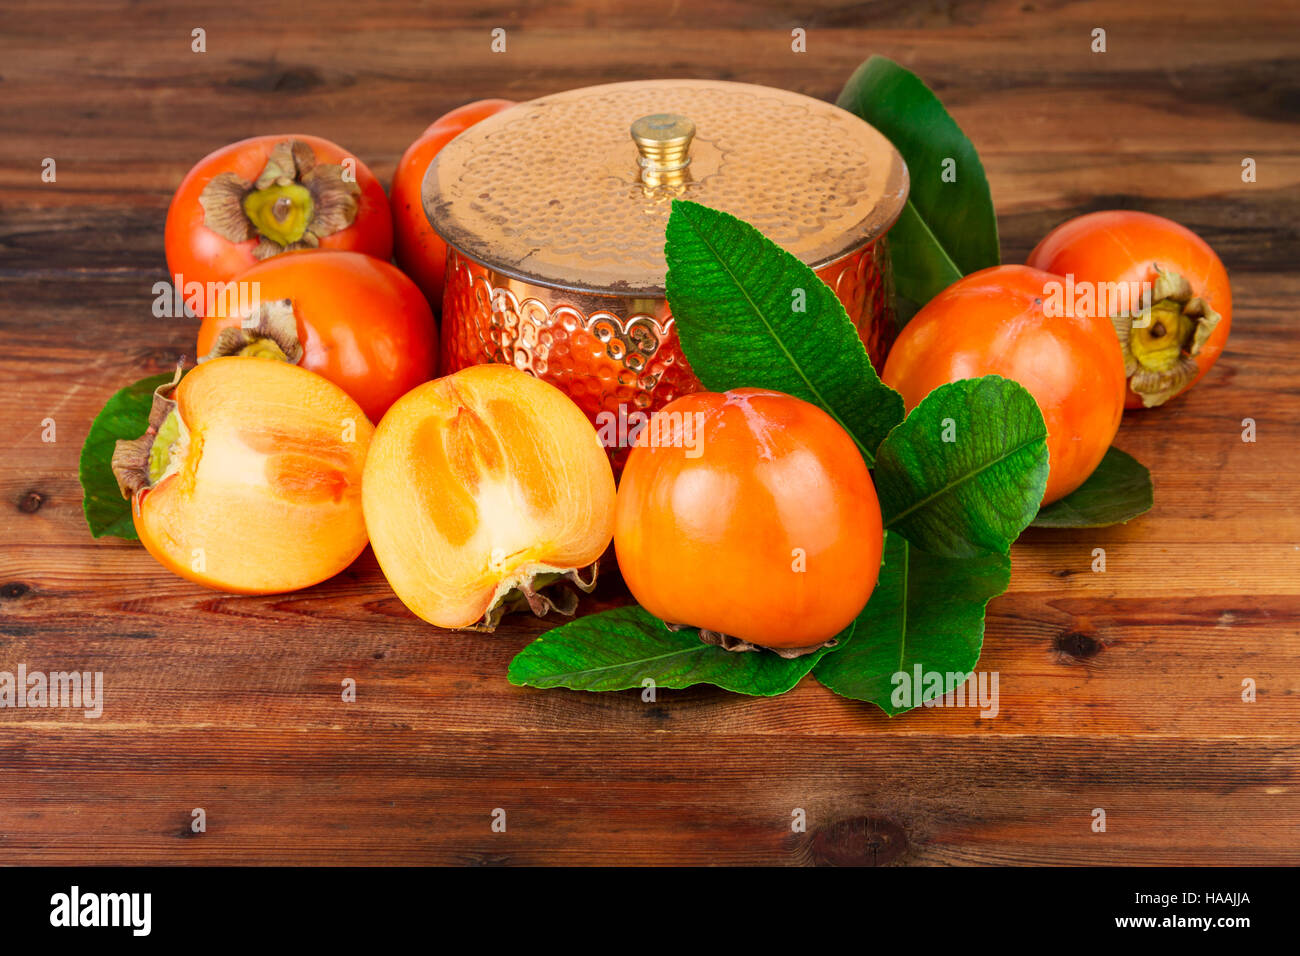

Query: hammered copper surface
left=425, top=80, right=908, bottom=295
left=441, top=239, right=893, bottom=457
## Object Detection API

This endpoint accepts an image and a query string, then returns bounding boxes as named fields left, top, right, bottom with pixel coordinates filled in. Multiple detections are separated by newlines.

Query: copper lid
left=423, top=79, right=909, bottom=297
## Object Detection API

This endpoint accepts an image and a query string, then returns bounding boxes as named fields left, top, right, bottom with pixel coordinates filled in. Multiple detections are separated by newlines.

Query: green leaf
left=836, top=55, right=1000, bottom=321
left=874, top=376, right=1049, bottom=558
left=508, top=604, right=849, bottom=697
left=813, top=532, right=1010, bottom=716
left=1032, top=447, right=1153, bottom=528
left=886, top=201, right=963, bottom=320
left=79, top=372, right=175, bottom=540
left=664, top=199, right=904, bottom=463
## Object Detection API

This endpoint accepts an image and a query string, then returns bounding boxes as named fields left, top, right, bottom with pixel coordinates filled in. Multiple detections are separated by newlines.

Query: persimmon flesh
left=114, top=357, right=373, bottom=594
left=363, top=364, right=616, bottom=630
left=614, top=388, right=883, bottom=652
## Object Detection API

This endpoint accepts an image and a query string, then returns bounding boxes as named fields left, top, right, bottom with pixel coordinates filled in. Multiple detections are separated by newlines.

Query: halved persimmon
left=363, top=364, right=616, bottom=630
left=112, top=357, right=373, bottom=594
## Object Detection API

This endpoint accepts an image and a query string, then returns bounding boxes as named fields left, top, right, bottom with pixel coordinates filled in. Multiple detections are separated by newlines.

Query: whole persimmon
left=363, top=363, right=615, bottom=630
left=112, top=357, right=373, bottom=594
left=391, top=99, right=515, bottom=306
left=881, top=264, right=1126, bottom=505
left=1027, top=210, right=1231, bottom=408
left=614, top=388, right=883, bottom=654
left=165, top=134, right=392, bottom=315
left=197, top=249, right=437, bottom=422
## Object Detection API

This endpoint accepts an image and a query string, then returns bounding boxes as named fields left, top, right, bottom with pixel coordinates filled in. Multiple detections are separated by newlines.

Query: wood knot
left=16, top=491, right=43, bottom=513
left=0, top=582, right=29, bottom=600
left=811, top=815, right=909, bottom=866
left=229, top=64, right=342, bottom=94
left=1053, top=630, right=1103, bottom=661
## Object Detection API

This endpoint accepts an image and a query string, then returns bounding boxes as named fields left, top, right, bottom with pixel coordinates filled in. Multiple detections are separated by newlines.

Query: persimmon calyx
left=110, top=362, right=187, bottom=499
left=1112, top=267, right=1222, bottom=407
left=201, top=298, right=304, bottom=365
left=665, top=621, right=839, bottom=659
left=198, top=139, right=360, bottom=259
left=474, top=562, right=600, bottom=633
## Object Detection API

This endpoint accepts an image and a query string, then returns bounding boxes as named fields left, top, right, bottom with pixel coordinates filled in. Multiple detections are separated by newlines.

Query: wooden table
left=1, top=0, right=1296, bottom=865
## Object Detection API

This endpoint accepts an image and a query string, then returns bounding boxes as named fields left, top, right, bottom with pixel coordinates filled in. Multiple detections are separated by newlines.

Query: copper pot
left=423, top=80, right=908, bottom=452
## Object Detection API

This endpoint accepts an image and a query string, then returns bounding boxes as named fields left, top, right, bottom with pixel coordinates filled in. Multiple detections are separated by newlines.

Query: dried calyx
left=1112, top=268, right=1221, bottom=407
left=111, top=363, right=187, bottom=500
left=199, top=139, right=360, bottom=259
left=474, top=564, right=600, bottom=632
left=664, top=621, right=839, bottom=659
left=201, top=299, right=304, bottom=364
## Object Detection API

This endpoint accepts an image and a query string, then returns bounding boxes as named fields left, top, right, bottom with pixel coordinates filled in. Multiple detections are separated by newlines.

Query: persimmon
left=391, top=99, right=515, bottom=306
left=363, top=364, right=615, bottom=630
left=614, top=389, right=883, bottom=654
left=881, top=265, right=1126, bottom=505
left=1027, top=210, right=1231, bottom=408
left=165, top=135, right=393, bottom=315
left=196, top=249, right=437, bottom=422
left=111, top=357, right=372, bottom=594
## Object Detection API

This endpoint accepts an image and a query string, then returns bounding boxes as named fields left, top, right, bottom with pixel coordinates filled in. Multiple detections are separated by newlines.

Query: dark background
left=0, top=0, right=1296, bottom=864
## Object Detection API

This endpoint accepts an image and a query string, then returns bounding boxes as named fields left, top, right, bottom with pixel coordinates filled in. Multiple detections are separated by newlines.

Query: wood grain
left=0, top=0, right=1297, bottom=865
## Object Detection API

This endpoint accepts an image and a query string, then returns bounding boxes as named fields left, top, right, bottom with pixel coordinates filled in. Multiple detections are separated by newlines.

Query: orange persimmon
left=391, top=99, right=515, bottom=306
left=165, top=134, right=393, bottom=316
left=112, top=357, right=373, bottom=594
left=363, top=364, right=615, bottom=630
left=614, top=388, right=883, bottom=653
left=1027, top=210, right=1231, bottom=408
left=881, top=265, right=1126, bottom=505
left=197, top=249, right=437, bottom=422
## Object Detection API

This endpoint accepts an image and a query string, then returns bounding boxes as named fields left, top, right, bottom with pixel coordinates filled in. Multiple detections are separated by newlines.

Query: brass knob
left=630, top=114, right=695, bottom=186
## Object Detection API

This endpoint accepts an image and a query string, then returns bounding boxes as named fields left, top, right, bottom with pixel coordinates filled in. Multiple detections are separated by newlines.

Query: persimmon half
left=614, top=388, right=883, bottom=655
left=363, top=364, right=616, bottom=630
left=1027, top=210, right=1231, bottom=408
left=197, top=249, right=437, bottom=422
left=881, top=265, right=1126, bottom=505
left=165, top=134, right=393, bottom=316
left=112, top=357, right=373, bottom=594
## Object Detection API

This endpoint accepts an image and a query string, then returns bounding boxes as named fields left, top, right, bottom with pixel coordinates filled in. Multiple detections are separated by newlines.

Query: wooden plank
left=1, top=730, right=1296, bottom=865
